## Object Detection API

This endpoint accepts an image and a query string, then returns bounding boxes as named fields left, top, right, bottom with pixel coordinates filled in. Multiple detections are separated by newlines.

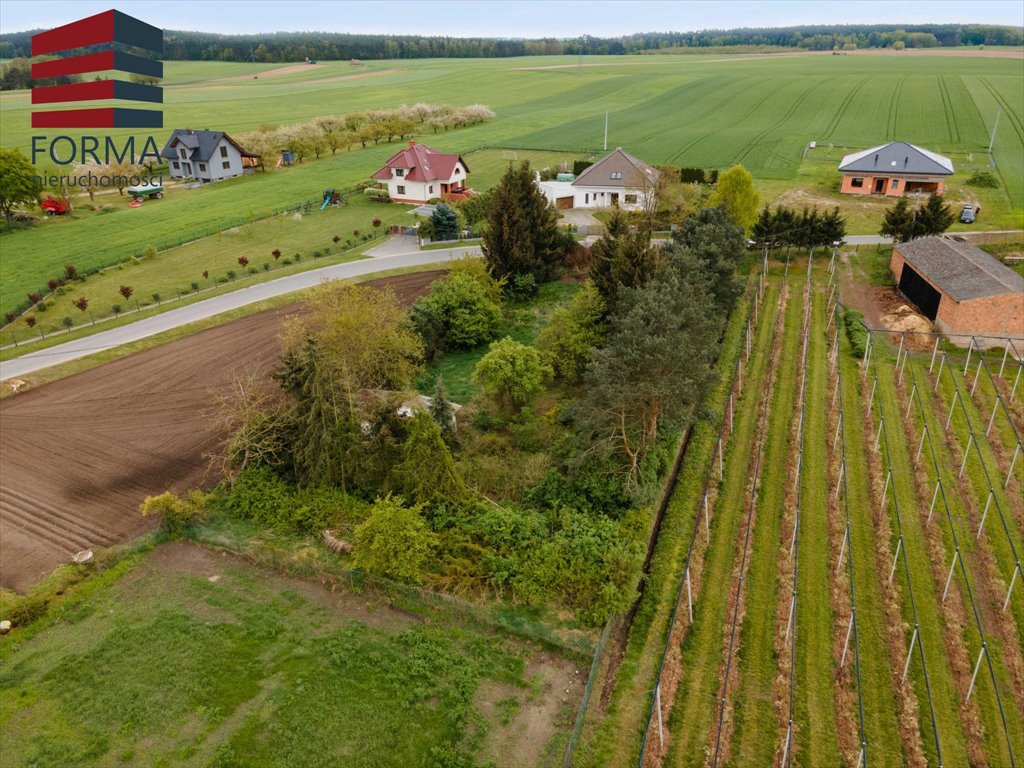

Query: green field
left=0, top=539, right=578, bottom=768
left=3, top=52, right=1022, bottom=318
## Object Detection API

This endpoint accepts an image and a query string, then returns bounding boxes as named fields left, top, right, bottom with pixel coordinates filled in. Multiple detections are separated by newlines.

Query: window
left=220, top=146, right=228, bottom=158
left=454, top=167, right=460, bottom=175
left=429, top=185, right=434, bottom=194
left=172, top=161, right=180, bottom=170
left=179, top=148, right=187, bottom=159
left=625, top=194, right=638, bottom=204
left=610, top=171, right=622, bottom=180
left=198, top=163, right=206, bottom=172
left=891, top=178, right=899, bottom=190
left=851, top=177, right=864, bottom=188
left=395, top=168, right=404, bottom=177
left=397, top=185, right=406, bottom=195
left=222, top=161, right=230, bottom=170
left=585, top=193, right=589, bottom=204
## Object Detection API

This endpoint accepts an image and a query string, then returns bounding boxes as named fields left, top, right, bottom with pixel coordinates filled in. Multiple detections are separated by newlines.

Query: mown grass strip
left=728, top=272, right=805, bottom=766
left=662, top=283, right=782, bottom=768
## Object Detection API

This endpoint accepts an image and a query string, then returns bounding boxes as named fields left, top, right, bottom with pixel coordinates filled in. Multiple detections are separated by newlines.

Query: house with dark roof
left=838, top=141, right=953, bottom=197
left=160, top=129, right=261, bottom=183
left=891, top=236, right=1023, bottom=339
left=537, top=148, right=659, bottom=211
left=370, top=141, right=470, bottom=204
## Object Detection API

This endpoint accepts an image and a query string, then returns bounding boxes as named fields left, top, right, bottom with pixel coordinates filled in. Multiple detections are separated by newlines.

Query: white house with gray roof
left=537, top=148, right=659, bottom=211
left=838, top=141, right=953, bottom=197
left=159, top=129, right=261, bottom=183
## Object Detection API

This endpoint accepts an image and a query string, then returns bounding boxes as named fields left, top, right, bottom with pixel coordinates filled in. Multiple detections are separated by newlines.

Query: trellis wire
left=710, top=257, right=788, bottom=768
left=827, top=258, right=870, bottom=768
left=901, top=345, right=1017, bottom=766
left=636, top=262, right=766, bottom=765
left=863, top=334, right=945, bottom=766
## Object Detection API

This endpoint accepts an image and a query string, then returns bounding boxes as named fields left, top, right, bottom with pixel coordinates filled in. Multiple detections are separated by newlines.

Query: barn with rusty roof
left=890, top=236, right=1024, bottom=339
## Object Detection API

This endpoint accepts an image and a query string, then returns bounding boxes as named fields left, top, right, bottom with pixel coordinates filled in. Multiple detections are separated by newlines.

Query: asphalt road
left=0, top=246, right=480, bottom=381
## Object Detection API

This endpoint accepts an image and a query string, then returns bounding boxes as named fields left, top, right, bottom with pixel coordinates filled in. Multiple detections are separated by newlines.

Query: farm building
left=838, top=141, right=953, bottom=197
left=537, top=148, right=659, bottom=211
left=371, top=141, right=471, bottom=204
left=160, top=129, right=261, bottom=182
left=891, top=236, right=1024, bottom=339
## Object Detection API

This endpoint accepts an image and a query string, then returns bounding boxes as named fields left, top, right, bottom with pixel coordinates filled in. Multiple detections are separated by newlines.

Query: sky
left=1, top=0, right=1022, bottom=37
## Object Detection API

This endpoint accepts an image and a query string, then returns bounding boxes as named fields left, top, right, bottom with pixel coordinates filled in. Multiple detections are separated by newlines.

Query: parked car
left=960, top=203, right=981, bottom=223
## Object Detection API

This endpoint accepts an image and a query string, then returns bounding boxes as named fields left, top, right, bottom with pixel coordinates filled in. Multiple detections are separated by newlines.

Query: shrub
left=140, top=490, right=209, bottom=535
left=151, top=293, right=161, bottom=304
left=4, top=312, right=14, bottom=324
left=119, top=285, right=133, bottom=300
left=47, top=279, right=59, bottom=291
left=222, top=467, right=363, bottom=534
left=191, top=281, right=200, bottom=291
left=72, top=296, right=89, bottom=312
left=507, top=273, right=538, bottom=301
left=353, top=229, right=360, bottom=236
left=238, top=256, right=249, bottom=268
left=202, top=270, right=209, bottom=280
left=272, top=249, right=282, bottom=259
left=27, top=292, right=40, bottom=305
left=25, top=316, right=37, bottom=328
left=472, top=337, right=552, bottom=410
left=313, top=250, right=322, bottom=258
left=35, top=301, right=48, bottom=312
left=966, top=171, right=999, bottom=188
left=217, top=276, right=228, bottom=284
left=61, top=316, right=73, bottom=330
left=263, top=263, right=270, bottom=271
left=572, top=160, right=593, bottom=176
left=843, top=308, right=868, bottom=358
left=537, top=282, right=605, bottom=382
left=293, top=252, right=301, bottom=261
left=282, top=258, right=292, bottom=266
left=410, top=272, right=502, bottom=353
left=680, top=167, right=706, bottom=183
left=333, top=235, right=341, bottom=243
left=372, top=218, right=382, bottom=228
left=352, top=494, right=436, bottom=582
left=227, top=270, right=237, bottom=280
left=111, top=304, right=122, bottom=316
left=64, top=264, right=78, bottom=280
left=248, top=266, right=258, bottom=274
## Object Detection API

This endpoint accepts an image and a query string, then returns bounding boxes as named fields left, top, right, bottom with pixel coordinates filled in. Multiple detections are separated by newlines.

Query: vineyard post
left=976, top=491, right=992, bottom=539
left=963, top=336, right=974, bottom=376
left=1004, top=567, right=1019, bottom=612
left=901, top=625, right=918, bottom=681
left=1005, top=444, right=1020, bottom=489
left=929, top=336, right=940, bottom=371
left=941, top=549, right=959, bottom=602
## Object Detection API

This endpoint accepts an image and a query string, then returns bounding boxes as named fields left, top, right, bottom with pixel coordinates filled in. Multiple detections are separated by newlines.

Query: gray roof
left=896, top=236, right=1024, bottom=301
left=160, top=129, right=257, bottom=162
left=573, top=147, right=659, bottom=189
left=838, top=142, right=953, bottom=176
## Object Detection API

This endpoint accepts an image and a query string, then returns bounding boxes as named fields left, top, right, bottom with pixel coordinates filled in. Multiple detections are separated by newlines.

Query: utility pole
left=603, top=111, right=608, bottom=152
left=988, top=107, right=1001, bottom=167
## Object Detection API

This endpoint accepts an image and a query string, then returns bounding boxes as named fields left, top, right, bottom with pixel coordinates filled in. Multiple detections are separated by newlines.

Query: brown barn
left=890, top=237, right=1024, bottom=340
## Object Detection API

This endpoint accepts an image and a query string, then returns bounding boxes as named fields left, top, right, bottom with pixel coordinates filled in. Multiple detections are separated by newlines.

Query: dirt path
left=0, top=272, right=443, bottom=593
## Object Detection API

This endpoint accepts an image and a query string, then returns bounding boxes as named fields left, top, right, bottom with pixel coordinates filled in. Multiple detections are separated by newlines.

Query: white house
left=371, top=141, right=470, bottom=204
left=538, top=148, right=659, bottom=211
left=159, top=129, right=260, bottom=183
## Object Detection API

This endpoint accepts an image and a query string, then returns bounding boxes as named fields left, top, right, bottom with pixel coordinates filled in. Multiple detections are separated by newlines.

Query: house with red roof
left=371, top=141, right=471, bottom=204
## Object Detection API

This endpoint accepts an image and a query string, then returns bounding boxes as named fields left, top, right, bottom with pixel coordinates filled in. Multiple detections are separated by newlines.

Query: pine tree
left=395, top=411, right=465, bottom=505
left=430, top=375, right=457, bottom=442
left=913, top=193, right=954, bottom=237
left=880, top=197, right=915, bottom=242
left=590, top=208, right=657, bottom=311
left=482, top=161, right=573, bottom=284
left=431, top=203, right=460, bottom=241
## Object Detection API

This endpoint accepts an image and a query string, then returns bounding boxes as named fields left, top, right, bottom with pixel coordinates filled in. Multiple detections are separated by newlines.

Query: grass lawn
left=0, top=539, right=576, bottom=768
left=1, top=195, right=409, bottom=343
left=417, top=280, right=581, bottom=402
left=3, top=53, right=1021, bottom=315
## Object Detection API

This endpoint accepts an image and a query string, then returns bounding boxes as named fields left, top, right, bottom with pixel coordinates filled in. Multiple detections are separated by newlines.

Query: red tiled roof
left=371, top=143, right=467, bottom=182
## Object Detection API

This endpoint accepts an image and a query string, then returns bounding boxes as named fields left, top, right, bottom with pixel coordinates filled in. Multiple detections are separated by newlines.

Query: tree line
left=1, top=22, right=1018, bottom=78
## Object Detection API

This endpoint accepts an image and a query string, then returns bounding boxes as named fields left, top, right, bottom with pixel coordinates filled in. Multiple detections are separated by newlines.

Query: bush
left=217, top=276, right=228, bottom=284
left=111, top=304, right=122, bottom=315
left=140, top=490, right=209, bottom=535
left=313, top=250, right=322, bottom=258
left=294, top=253, right=302, bottom=261
left=248, top=266, right=258, bottom=274
left=191, top=281, right=200, bottom=291
left=572, top=160, right=593, bottom=176
left=47, top=278, right=59, bottom=291
left=282, top=258, right=292, bottom=266
left=472, top=337, right=552, bottom=410
left=263, top=263, right=270, bottom=271
left=352, top=494, right=436, bottom=582
left=966, top=171, right=999, bottom=188
left=410, top=271, right=502, bottom=353
left=35, top=301, right=48, bottom=312
left=222, top=467, right=364, bottom=534
left=227, top=270, right=237, bottom=280
left=61, top=316, right=73, bottom=330
left=536, top=281, right=605, bottom=382
left=272, top=248, right=281, bottom=259
left=506, top=273, right=538, bottom=302
left=843, top=308, right=868, bottom=358
left=680, top=166, right=706, bottom=183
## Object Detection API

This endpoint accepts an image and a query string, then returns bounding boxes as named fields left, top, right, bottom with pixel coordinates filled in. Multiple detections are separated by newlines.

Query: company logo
left=31, top=9, right=163, bottom=129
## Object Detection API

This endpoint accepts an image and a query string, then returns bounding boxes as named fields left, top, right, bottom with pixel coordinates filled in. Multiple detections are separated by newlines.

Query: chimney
left=409, top=139, right=416, bottom=148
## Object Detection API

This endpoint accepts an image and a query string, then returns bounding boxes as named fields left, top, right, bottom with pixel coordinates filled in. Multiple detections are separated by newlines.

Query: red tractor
left=41, top=196, right=71, bottom=216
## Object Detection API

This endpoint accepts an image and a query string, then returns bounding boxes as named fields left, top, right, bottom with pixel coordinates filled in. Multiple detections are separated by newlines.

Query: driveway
left=559, top=208, right=602, bottom=232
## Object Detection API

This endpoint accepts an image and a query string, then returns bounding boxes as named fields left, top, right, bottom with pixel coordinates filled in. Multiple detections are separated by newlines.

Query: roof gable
left=838, top=142, right=953, bottom=176
left=896, top=236, right=1024, bottom=301
left=371, top=143, right=467, bottom=182
left=160, top=129, right=258, bottom=162
left=573, top=148, right=659, bottom=188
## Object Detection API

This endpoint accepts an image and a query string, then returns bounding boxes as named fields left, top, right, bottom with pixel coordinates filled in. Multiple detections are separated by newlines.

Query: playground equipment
left=320, top=188, right=343, bottom=210
left=127, top=181, right=164, bottom=202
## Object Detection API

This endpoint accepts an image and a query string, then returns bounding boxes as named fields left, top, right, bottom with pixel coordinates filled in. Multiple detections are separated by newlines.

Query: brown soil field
left=0, top=271, right=443, bottom=593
